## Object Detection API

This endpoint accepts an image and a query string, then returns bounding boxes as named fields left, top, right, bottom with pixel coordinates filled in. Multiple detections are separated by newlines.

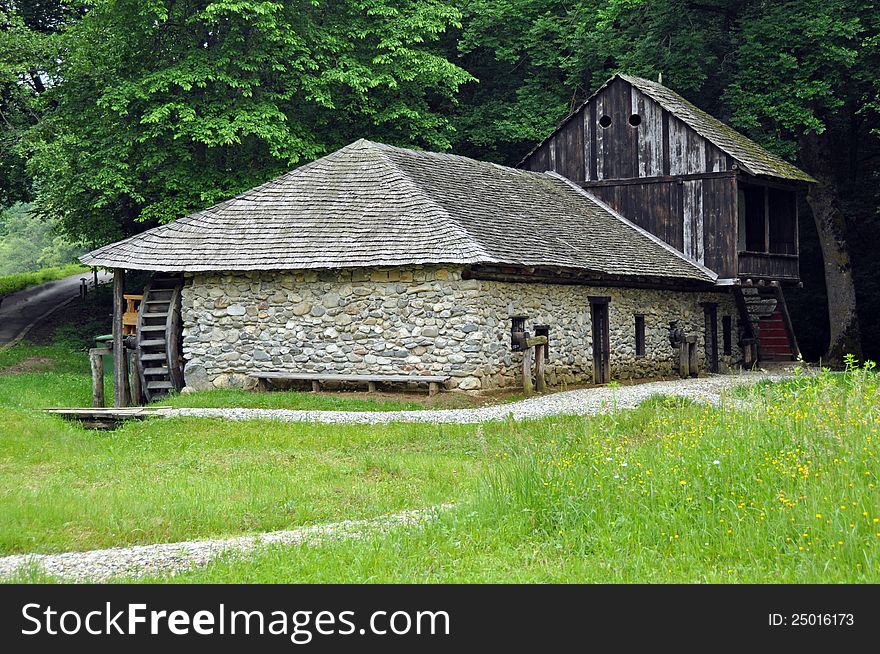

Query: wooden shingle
left=82, top=140, right=716, bottom=283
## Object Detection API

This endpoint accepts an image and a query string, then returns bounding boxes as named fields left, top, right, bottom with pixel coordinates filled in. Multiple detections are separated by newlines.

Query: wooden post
left=522, top=346, right=534, bottom=395
left=128, top=348, right=142, bottom=406
left=687, top=335, right=699, bottom=377
left=534, top=343, right=546, bottom=392
left=678, top=344, right=689, bottom=378
left=112, top=268, right=128, bottom=408
left=93, top=267, right=99, bottom=290
left=89, top=348, right=105, bottom=408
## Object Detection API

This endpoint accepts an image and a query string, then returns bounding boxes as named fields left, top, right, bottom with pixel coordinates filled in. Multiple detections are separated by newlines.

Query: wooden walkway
left=46, top=407, right=173, bottom=430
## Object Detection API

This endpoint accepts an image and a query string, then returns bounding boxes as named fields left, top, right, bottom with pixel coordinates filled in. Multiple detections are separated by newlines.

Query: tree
left=21, top=0, right=473, bottom=244
left=450, top=0, right=879, bottom=364
left=723, top=0, right=872, bottom=364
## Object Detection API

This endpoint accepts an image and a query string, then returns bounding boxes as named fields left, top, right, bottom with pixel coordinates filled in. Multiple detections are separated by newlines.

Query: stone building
left=82, top=75, right=812, bottom=401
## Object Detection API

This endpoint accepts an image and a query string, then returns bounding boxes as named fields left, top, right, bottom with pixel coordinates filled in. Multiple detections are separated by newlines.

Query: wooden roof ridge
left=518, top=73, right=815, bottom=183
left=353, top=140, right=496, bottom=263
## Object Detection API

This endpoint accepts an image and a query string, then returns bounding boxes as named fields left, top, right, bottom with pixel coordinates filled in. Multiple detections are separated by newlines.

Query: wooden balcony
left=737, top=252, right=799, bottom=282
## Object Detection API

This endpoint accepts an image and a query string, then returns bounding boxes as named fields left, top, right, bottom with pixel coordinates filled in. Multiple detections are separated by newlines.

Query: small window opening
left=635, top=315, right=646, bottom=358
left=599, top=115, right=612, bottom=128
left=510, top=315, right=528, bottom=352
left=722, top=315, right=732, bottom=356
left=628, top=114, right=642, bottom=127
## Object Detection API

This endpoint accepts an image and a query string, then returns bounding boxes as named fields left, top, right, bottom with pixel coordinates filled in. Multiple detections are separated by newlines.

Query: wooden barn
left=520, top=74, right=815, bottom=362
left=81, top=75, right=814, bottom=406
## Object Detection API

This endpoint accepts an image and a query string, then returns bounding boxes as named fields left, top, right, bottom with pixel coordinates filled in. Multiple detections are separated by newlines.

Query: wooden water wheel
left=135, top=274, right=184, bottom=402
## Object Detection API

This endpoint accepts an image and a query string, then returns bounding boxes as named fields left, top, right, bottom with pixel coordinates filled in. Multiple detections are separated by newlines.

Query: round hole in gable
left=599, top=115, right=612, bottom=128
left=628, top=114, right=642, bottom=127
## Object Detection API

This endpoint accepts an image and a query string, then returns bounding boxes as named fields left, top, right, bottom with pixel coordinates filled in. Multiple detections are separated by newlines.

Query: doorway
left=589, top=297, right=611, bottom=384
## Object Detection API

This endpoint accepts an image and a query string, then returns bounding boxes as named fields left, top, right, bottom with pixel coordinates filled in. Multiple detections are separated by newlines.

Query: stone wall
left=180, top=266, right=742, bottom=391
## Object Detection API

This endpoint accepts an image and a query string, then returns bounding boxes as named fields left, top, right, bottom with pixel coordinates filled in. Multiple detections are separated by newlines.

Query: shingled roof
left=81, top=140, right=715, bottom=284
left=520, top=73, right=815, bottom=183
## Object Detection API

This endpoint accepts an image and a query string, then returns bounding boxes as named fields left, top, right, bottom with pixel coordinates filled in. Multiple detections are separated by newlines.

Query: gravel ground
left=173, top=370, right=793, bottom=425
left=0, top=507, right=448, bottom=583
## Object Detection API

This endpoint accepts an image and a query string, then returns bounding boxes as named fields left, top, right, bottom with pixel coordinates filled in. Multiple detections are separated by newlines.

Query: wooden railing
left=737, top=252, right=799, bottom=281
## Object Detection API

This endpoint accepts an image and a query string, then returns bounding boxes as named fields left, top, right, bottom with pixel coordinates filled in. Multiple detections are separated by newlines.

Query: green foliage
left=0, top=262, right=85, bottom=296
left=0, top=203, right=83, bottom=275
left=18, top=0, right=473, bottom=244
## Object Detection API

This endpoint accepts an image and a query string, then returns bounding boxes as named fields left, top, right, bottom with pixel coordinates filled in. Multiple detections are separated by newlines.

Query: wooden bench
left=249, top=372, right=450, bottom=396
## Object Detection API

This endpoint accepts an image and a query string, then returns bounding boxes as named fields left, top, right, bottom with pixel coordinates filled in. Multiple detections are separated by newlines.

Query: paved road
left=0, top=270, right=112, bottom=345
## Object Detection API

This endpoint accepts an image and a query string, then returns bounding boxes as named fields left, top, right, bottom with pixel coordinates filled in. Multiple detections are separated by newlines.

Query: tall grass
left=153, top=365, right=879, bottom=584
left=0, top=264, right=87, bottom=298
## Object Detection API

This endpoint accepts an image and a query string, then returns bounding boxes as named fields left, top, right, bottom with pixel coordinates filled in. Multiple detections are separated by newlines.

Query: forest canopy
left=0, top=0, right=878, bottom=360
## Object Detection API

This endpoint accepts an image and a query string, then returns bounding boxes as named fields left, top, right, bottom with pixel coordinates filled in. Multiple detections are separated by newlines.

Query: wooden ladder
left=135, top=275, right=184, bottom=402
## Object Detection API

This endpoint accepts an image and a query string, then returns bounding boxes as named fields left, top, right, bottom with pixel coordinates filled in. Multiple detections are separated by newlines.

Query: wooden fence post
left=89, top=348, right=105, bottom=408
left=112, top=268, right=128, bottom=408
left=535, top=343, right=546, bottom=392
left=128, top=348, right=142, bottom=406
left=522, top=346, right=534, bottom=395
left=678, top=344, right=689, bottom=378
left=687, top=336, right=699, bottom=377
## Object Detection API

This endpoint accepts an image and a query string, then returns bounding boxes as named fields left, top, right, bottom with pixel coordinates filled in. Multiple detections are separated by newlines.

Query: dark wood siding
left=521, top=77, right=729, bottom=181
left=519, top=76, right=795, bottom=281
left=587, top=175, right=738, bottom=277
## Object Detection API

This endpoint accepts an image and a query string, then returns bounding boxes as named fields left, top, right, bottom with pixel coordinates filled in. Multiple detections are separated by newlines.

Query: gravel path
left=173, top=370, right=792, bottom=425
left=0, top=506, right=448, bottom=583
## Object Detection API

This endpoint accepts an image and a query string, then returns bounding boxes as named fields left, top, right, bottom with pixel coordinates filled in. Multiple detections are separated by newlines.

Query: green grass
left=133, top=368, right=879, bottom=584
left=2, top=336, right=878, bottom=583
left=0, top=263, right=87, bottom=298
left=0, top=409, right=508, bottom=555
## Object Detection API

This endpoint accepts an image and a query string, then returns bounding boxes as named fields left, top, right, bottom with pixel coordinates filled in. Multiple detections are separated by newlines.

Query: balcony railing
left=738, top=251, right=799, bottom=281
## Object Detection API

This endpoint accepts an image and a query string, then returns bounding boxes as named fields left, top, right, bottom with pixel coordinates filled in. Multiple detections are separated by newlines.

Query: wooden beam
left=534, top=343, right=547, bottom=393
left=763, top=186, right=770, bottom=254
left=128, top=348, right=142, bottom=406
left=579, top=170, right=737, bottom=188
left=112, top=268, right=127, bottom=408
left=89, top=348, right=106, bottom=408
left=522, top=346, right=534, bottom=395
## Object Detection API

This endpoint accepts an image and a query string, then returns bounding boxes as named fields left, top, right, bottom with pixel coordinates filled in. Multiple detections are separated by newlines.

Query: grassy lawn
left=0, top=264, right=88, bottom=298
left=0, top=410, right=507, bottom=555
left=1, top=324, right=878, bottom=583
left=127, top=366, right=878, bottom=584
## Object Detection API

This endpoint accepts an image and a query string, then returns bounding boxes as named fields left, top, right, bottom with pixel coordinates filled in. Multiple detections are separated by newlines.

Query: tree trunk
left=798, top=131, right=862, bottom=366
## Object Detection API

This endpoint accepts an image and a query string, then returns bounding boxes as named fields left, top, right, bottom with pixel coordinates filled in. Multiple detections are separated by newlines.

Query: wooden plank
left=250, top=372, right=450, bottom=383
left=589, top=101, right=598, bottom=181
left=682, top=180, right=704, bottom=264
left=633, top=88, right=662, bottom=177
left=669, top=115, right=688, bottom=175
left=686, top=129, right=706, bottom=174
left=112, top=268, right=127, bottom=408
left=596, top=88, right=608, bottom=180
